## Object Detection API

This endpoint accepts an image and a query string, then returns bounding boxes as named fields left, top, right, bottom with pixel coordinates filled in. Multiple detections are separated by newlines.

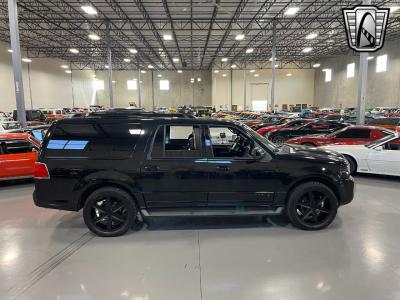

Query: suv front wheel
left=286, top=182, right=338, bottom=230
left=83, top=187, right=137, bottom=237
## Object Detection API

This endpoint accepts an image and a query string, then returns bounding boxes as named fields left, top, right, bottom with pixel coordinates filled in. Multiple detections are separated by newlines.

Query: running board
left=140, top=207, right=284, bottom=217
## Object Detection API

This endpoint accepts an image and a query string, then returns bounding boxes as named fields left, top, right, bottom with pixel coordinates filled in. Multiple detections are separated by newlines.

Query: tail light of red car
left=34, top=162, right=50, bottom=179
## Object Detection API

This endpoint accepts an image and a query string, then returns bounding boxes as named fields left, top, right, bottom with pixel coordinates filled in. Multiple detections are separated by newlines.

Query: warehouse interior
left=1, top=1, right=400, bottom=299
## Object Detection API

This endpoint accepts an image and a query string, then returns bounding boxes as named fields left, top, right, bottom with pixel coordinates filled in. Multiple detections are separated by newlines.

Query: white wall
left=0, top=42, right=95, bottom=112
left=94, top=70, right=212, bottom=111
left=212, top=68, right=315, bottom=111
left=314, top=39, right=400, bottom=109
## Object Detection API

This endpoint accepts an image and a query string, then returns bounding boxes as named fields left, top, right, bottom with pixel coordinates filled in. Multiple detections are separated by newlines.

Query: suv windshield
left=236, top=121, right=278, bottom=153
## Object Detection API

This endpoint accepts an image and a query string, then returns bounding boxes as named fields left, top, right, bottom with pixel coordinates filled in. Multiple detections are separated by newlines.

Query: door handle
left=216, top=165, right=229, bottom=171
left=144, top=165, right=161, bottom=172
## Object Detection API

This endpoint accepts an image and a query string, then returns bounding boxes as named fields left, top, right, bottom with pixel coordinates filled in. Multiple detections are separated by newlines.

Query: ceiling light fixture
left=214, top=70, right=220, bottom=73
left=105, top=65, right=109, bottom=69
left=254, top=74, right=259, bottom=77
left=81, top=5, right=97, bottom=15
left=302, top=47, right=313, bottom=53
left=163, top=34, right=173, bottom=41
left=222, top=74, right=227, bottom=77
left=69, top=48, right=79, bottom=54
left=124, top=58, right=131, bottom=62
left=88, top=33, right=100, bottom=41
left=286, top=73, right=292, bottom=77
left=306, top=33, right=318, bottom=40
left=173, top=57, right=180, bottom=62
left=197, top=77, right=201, bottom=82
left=313, top=63, right=321, bottom=68
left=177, top=70, right=183, bottom=73
left=129, top=48, right=137, bottom=54
left=7, top=49, right=13, bottom=53
left=367, top=56, right=374, bottom=60
left=246, top=48, right=254, bottom=54
left=65, top=70, right=72, bottom=74
left=284, top=7, right=299, bottom=16
left=22, top=58, right=32, bottom=63
left=231, top=64, right=237, bottom=68
left=249, top=69, right=255, bottom=73
left=157, top=74, right=162, bottom=78
left=221, top=57, right=228, bottom=62
left=148, top=64, right=154, bottom=69
left=235, top=34, right=245, bottom=41
left=141, top=70, right=147, bottom=74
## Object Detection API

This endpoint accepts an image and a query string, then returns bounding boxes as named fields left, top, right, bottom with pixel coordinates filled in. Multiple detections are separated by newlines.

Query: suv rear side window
left=46, top=122, right=142, bottom=159
left=151, top=125, right=201, bottom=158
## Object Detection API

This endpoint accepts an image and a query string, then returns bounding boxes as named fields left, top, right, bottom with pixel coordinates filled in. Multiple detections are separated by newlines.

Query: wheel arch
left=286, top=175, right=341, bottom=205
left=77, top=178, right=143, bottom=210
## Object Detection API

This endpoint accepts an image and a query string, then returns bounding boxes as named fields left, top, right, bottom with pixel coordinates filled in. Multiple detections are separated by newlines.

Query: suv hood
left=277, top=144, right=347, bottom=164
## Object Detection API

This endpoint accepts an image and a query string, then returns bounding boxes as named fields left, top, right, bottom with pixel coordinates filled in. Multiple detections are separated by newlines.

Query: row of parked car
left=233, top=113, right=399, bottom=177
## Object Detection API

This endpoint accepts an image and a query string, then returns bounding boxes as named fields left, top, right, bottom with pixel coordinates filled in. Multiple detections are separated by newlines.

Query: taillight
left=34, top=162, right=50, bottom=179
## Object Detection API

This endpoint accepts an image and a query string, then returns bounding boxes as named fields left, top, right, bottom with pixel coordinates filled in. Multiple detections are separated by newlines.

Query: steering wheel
left=230, top=136, right=244, bottom=154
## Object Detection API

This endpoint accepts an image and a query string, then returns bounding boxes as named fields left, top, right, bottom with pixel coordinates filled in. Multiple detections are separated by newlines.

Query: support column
left=230, top=69, right=233, bottom=110
left=106, top=22, right=114, bottom=108
left=151, top=70, right=155, bottom=110
left=8, top=0, right=26, bottom=127
left=243, top=65, right=247, bottom=111
left=356, top=0, right=372, bottom=125
left=27, top=61, right=33, bottom=109
left=271, top=20, right=277, bottom=113
left=70, top=62, right=75, bottom=108
left=138, top=69, right=142, bottom=108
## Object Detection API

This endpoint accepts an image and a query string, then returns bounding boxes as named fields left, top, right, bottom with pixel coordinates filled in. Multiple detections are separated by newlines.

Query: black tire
left=272, top=135, right=286, bottom=146
left=343, top=155, right=357, bottom=175
left=286, top=182, right=338, bottom=230
left=302, top=143, right=316, bottom=147
left=83, top=187, right=137, bottom=237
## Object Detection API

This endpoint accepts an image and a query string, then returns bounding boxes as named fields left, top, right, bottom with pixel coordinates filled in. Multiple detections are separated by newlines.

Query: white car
left=322, top=133, right=400, bottom=177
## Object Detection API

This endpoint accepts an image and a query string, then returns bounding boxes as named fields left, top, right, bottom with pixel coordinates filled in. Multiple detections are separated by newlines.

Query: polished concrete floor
left=1, top=176, right=400, bottom=300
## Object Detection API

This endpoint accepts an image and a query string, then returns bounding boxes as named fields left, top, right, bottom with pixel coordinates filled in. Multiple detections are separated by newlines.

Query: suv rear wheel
left=83, top=187, right=137, bottom=237
left=286, top=182, right=338, bottom=230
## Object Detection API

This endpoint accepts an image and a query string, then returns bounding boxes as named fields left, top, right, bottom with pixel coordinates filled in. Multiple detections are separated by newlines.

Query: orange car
left=0, top=133, right=40, bottom=181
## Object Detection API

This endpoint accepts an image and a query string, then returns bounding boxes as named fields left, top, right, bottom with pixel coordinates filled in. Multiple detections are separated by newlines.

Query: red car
left=257, top=119, right=313, bottom=137
left=0, top=133, right=40, bottom=181
left=285, top=126, right=392, bottom=147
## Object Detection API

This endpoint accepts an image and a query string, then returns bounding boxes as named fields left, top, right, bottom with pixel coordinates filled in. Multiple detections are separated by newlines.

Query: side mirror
left=251, top=147, right=266, bottom=160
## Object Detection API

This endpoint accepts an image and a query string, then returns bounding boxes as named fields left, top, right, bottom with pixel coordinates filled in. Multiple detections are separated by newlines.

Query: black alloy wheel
left=287, top=182, right=338, bottom=230
left=272, top=135, right=286, bottom=146
left=83, top=187, right=136, bottom=237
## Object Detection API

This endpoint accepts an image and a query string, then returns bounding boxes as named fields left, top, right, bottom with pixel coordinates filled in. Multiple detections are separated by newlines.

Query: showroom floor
left=1, top=176, right=400, bottom=300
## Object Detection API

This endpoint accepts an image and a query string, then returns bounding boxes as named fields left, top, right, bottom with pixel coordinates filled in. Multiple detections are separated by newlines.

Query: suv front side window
left=208, top=126, right=265, bottom=159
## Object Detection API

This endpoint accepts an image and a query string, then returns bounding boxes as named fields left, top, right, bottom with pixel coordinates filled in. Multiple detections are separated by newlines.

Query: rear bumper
left=338, top=176, right=355, bottom=206
left=33, top=188, right=77, bottom=211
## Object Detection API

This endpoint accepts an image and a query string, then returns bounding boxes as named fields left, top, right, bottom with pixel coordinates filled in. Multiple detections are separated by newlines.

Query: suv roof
left=88, top=111, right=195, bottom=119
left=55, top=116, right=237, bottom=127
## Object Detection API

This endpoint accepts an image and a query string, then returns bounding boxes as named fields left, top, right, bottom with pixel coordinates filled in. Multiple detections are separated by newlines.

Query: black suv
left=33, top=116, right=354, bottom=236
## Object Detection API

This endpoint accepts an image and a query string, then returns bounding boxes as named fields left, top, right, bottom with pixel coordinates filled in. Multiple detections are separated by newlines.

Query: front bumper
left=338, top=176, right=355, bottom=206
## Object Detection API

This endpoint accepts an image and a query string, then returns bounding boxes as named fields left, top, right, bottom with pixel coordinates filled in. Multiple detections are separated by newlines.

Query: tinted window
left=0, top=139, right=32, bottom=154
left=335, top=129, right=370, bottom=139
left=46, top=122, right=142, bottom=159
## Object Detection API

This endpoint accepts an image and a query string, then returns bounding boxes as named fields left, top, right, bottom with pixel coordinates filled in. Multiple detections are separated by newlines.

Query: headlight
left=340, top=162, right=350, bottom=177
